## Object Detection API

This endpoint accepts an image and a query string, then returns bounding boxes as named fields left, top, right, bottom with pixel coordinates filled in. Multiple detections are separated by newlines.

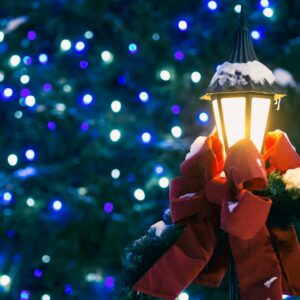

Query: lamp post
left=202, top=10, right=285, bottom=153
left=202, top=9, right=286, bottom=299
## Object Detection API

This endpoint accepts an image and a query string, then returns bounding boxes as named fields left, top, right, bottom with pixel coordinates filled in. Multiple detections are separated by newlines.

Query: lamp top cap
left=228, top=7, right=258, bottom=63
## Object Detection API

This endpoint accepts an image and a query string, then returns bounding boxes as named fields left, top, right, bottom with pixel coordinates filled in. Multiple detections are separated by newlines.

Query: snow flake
left=264, top=277, right=278, bottom=288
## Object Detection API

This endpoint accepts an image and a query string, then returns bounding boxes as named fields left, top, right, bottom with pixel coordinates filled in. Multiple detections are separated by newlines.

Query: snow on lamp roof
left=202, top=9, right=285, bottom=100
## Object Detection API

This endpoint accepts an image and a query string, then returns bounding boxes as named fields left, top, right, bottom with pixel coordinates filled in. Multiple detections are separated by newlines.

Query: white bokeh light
left=171, top=126, right=182, bottom=138
left=110, top=129, right=121, bottom=142
left=134, top=189, right=145, bottom=201
left=158, top=177, right=169, bottom=188
left=111, top=169, right=121, bottom=179
left=0, top=275, right=11, bottom=287
left=101, top=51, right=114, bottom=63
left=60, top=39, right=72, bottom=51
left=160, top=70, right=171, bottom=81
left=191, top=71, right=202, bottom=83
left=8, top=154, right=18, bottom=166
left=26, top=197, right=35, bottom=207
left=9, top=55, right=21, bottom=67
left=111, top=100, right=121, bottom=113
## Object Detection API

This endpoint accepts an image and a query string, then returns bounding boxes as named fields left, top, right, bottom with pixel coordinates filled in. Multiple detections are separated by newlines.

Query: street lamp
left=202, top=10, right=285, bottom=152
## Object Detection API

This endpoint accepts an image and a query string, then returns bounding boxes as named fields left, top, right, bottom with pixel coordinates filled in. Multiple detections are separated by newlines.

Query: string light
left=198, top=112, right=209, bottom=123
left=177, top=20, right=188, bottom=31
left=178, top=292, right=189, bottom=300
left=75, top=41, right=85, bottom=51
left=158, top=177, right=169, bottom=188
left=260, top=0, right=269, bottom=8
left=60, top=39, right=72, bottom=51
left=0, top=71, right=4, bottom=82
left=8, top=154, right=18, bottom=166
left=139, top=91, right=149, bottom=102
left=24, top=95, right=36, bottom=107
left=208, top=0, right=218, bottom=10
left=9, top=55, right=21, bottom=67
left=110, top=129, right=121, bottom=142
left=0, top=275, right=11, bottom=287
left=3, top=88, right=13, bottom=98
left=82, top=94, right=93, bottom=105
left=104, top=202, right=114, bottom=214
left=154, top=165, right=164, bottom=174
left=160, top=70, right=171, bottom=81
left=141, top=132, right=151, bottom=143
left=42, top=255, right=51, bottom=263
left=101, top=50, right=114, bottom=63
left=251, top=30, right=261, bottom=40
left=20, top=290, right=30, bottom=299
left=3, top=192, right=13, bottom=202
left=84, top=31, right=94, bottom=39
left=128, top=43, right=138, bottom=54
left=26, top=197, right=35, bottom=207
left=52, top=200, right=62, bottom=211
left=263, top=7, right=274, bottom=17
left=111, top=100, right=121, bottom=112
left=20, top=75, right=30, bottom=84
left=191, top=71, right=202, bottom=83
left=111, top=169, right=121, bottom=179
left=0, top=31, right=4, bottom=42
left=134, top=189, right=145, bottom=201
left=234, top=4, right=242, bottom=13
left=25, top=149, right=36, bottom=160
left=171, top=126, right=182, bottom=138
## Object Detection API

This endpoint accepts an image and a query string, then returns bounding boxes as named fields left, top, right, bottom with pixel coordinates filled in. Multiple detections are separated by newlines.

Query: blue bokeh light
left=141, top=132, right=151, bottom=143
left=198, top=112, right=209, bottom=123
left=128, top=43, right=138, bottom=54
left=251, top=30, right=261, bottom=40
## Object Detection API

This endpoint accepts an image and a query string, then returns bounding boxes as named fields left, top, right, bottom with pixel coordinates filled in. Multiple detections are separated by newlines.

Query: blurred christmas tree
left=0, top=0, right=299, bottom=299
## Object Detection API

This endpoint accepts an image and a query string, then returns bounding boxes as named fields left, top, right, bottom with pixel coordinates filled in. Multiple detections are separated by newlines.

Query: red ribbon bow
left=134, top=131, right=300, bottom=300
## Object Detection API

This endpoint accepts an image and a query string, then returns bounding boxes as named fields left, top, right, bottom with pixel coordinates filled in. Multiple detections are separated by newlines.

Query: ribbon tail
left=229, top=227, right=282, bottom=300
left=194, top=230, right=230, bottom=287
left=134, top=208, right=219, bottom=299
left=269, top=225, right=300, bottom=295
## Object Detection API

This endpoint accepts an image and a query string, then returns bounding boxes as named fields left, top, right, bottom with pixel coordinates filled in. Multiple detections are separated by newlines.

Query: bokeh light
left=178, top=20, right=188, bottom=31
left=60, top=39, right=72, bottom=51
left=110, top=129, right=121, bottom=142
left=171, top=126, right=182, bottom=138
left=208, top=1, right=218, bottom=10
left=134, top=189, right=145, bottom=201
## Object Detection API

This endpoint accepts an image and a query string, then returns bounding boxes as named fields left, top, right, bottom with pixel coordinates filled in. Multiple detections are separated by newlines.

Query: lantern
left=202, top=11, right=285, bottom=152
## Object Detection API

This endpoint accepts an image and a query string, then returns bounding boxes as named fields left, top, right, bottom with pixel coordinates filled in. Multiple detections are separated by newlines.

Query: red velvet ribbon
left=134, top=131, right=300, bottom=300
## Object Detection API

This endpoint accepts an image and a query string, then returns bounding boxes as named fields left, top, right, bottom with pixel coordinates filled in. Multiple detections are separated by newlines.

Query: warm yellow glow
left=250, top=97, right=271, bottom=152
left=221, top=97, right=246, bottom=147
left=212, top=100, right=224, bottom=146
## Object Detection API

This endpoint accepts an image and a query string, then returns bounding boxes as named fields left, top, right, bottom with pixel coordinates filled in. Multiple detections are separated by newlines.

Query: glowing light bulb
left=0, top=31, right=4, bottom=42
left=20, top=75, right=30, bottom=84
left=198, top=112, right=209, bottom=123
left=159, top=177, right=169, bottom=188
left=3, top=192, right=12, bottom=202
left=110, top=129, right=121, bottom=142
left=25, top=95, right=36, bottom=107
left=141, top=132, right=151, bottom=143
left=263, top=7, right=274, bottom=17
left=234, top=4, right=242, bottom=13
left=139, top=91, right=149, bottom=102
left=0, top=71, right=4, bottom=82
left=8, top=154, right=18, bottom=166
left=208, top=0, right=218, bottom=10
left=60, top=39, right=72, bottom=51
left=75, top=41, right=85, bottom=51
left=178, top=20, right=188, bottom=31
left=3, top=88, right=13, bottom=98
left=25, top=149, right=35, bottom=160
left=101, top=50, right=114, bottom=63
left=191, top=71, right=201, bottom=83
left=128, top=43, right=138, bottom=54
left=178, top=292, right=189, bottom=300
left=9, top=55, right=21, bottom=67
left=82, top=94, right=93, bottom=105
left=134, top=189, right=145, bottom=201
left=26, top=198, right=35, bottom=207
left=84, top=31, right=94, bottom=39
left=111, top=169, right=121, bottom=179
left=260, top=0, right=269, bottom=8
left=52, top=200, right=62, bottom=211
left=171, top=126, right=182, bottom=138
left=160, top=70, right=171, bottom=81
left=0, top=275, right=11, bottom=287
left=111, top=100, right=121, bottom=112
left=251, top=30, right=261, bottom=40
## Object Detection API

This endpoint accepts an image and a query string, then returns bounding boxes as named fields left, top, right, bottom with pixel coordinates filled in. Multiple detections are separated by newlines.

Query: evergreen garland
left=116, top=172, right=300, bottom=299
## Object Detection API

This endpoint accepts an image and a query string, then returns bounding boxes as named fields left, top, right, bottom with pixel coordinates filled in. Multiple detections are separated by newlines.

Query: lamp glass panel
left=212, top=100, right=224, bottom=146
left=250, top=97, right=271, bottom=152
left=221, top=97, right=246, bottom=148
